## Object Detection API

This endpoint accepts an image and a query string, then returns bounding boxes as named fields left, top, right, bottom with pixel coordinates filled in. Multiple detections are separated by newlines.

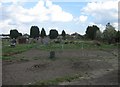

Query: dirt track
left=2, top=48, right=118, bottom=85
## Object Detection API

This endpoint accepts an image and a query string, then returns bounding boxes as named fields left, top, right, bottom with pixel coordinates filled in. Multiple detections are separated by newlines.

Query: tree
left=85, top=25, right=100, bottom=40
left=61, top=30, right=66, bottom=39
left=30, top=26, right=40, bottom=38
left=95, top=30, right=103, bottom=41
left=49, top=29, right=58, bottom=39
left=10, top=29, right=20, bottom=39
left=19, top=33, right=22, bottom=37
left=103, top=23, right=117, bottom=44
left=40, top=28, right=46, bottom=38
left=115, top=31, right=120, bottom=43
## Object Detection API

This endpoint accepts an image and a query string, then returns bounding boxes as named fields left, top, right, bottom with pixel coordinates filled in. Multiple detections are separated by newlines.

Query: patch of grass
left=2, top=56, right=16, bottom=60
left=35, top=73, right=82, bottom=85
left=36, top=41, right=117, bottom=51
left=99, top=44, right=117, bottom=49
left=2, top=43, right=36, bottom=56
left=36, top=44, right=81, bottom=51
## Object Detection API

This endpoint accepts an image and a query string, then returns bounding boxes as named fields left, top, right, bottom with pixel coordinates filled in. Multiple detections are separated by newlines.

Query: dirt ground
left=2, top=48, right=118, bottom=85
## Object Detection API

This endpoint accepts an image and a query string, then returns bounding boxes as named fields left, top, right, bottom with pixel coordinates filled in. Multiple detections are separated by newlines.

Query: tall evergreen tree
left=61, top=30, right=66, bottom=39
left=40, top=28, right=46, bottom=38
left=30, top=26, right=40, bottom=38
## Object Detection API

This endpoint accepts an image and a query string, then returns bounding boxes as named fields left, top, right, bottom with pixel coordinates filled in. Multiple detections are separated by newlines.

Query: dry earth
left=2, top=48, right=118, bottom=85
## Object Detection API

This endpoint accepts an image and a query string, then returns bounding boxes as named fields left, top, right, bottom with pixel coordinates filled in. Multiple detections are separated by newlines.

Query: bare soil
left=2, top=48, right=118, bottom=85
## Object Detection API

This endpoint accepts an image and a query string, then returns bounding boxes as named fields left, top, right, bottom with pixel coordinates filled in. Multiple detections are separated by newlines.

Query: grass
left=2, top=43, right=37, bottom=60
left=2, top=43, right=36, bottom=56
left=2, top=39, right=118, bottom=60
left=36, top=43, right=89, bottom=51
left=2, top=56, right=30, bottom=61
left=36, top=41, right=117, bottom=51
left=35, top=73, right=82, bottom=85
left=2, top=56, right=16, bottom=60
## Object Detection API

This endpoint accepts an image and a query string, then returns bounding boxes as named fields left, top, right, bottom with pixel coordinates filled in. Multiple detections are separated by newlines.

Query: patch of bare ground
left=2, top=48, right=118, bottom=85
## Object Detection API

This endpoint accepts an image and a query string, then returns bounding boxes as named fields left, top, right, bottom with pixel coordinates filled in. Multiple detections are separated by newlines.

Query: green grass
left=36, top=41, right=117, bottom=51
left=2, top=56, right=16, bottom=60
left=2, top=40, right=118, bottom=60
left=2, top=43, right=36, bottom=56
left=36, top=43, right=91, bottom=51
left=35, top=73, right=82, bottom=85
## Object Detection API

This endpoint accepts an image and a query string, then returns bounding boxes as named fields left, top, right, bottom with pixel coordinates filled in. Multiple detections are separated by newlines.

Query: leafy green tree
left=10, top=29, right=20, bottom=39
left=115, top=31, right=120, bottom=42
left=103, top=23, right=117, bottom=44
left=85, top=25, right=100, bottom=40
left=95, top=30, right=103, bottom=41
left=40, top=28, right=46, bottom=38
left=30, top=26, right=40, bottom=38
left=49, top=29, right=58, bottom=39
left=61, top=30, right=66, bottom=40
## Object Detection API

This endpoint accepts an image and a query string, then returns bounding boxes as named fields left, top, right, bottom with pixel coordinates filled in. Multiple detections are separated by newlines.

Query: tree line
left=85, top=23, right=120, bottom=44
left=10, top=26, right=66, bottom=40
left=9, top=22, right=120, bottom=44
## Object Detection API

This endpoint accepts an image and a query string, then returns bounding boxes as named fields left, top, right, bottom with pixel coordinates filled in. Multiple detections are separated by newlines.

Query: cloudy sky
left=0, top=0, right=119, bottom=35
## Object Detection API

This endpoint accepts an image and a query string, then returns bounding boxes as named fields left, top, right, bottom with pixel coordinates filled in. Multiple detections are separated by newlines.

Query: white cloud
left=2, top=0, right=73, bottom=23
left=50, top=10, right=73, bottom=22
left=16, top=14, right=35, bottom=23
left=0, top=2, right=1, bottom=6
left=112, top=22, right=118, bottom=31
left=1, top=0, right=119, bottom=3
left=47, top=1, right=73, bottom=22
left=0, top=20, right=15, bottom=34
left=79, top=15, right=87, bottom=22
left=46, top=0, right=52, bottom=7
left=0, top=0, right=73, bottom=34
left=8, top=0, right=73, bottom=23
left=83, top=1, right=118, bottom=11
left=82, top=1, right=118, bottom=24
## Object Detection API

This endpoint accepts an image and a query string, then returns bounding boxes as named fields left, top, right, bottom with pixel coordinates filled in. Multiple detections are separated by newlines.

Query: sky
left=0, top=0, right=119, bottom=35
